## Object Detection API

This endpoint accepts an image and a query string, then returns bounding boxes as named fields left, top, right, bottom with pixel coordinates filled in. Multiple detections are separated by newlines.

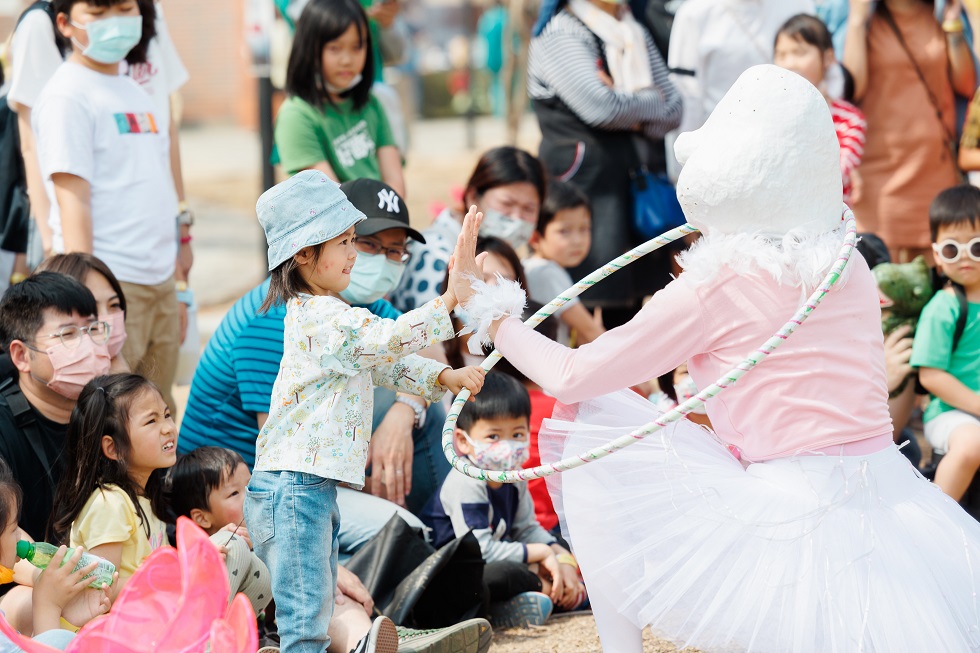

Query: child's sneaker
left=488, top=591, right=553, bottom=629
left=395, top=618, right=492, bottom=653
left=350, top=616, right=399, bottom=653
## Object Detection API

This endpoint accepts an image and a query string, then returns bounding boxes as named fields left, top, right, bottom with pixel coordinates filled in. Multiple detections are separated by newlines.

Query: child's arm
left=85, top=544, right=125, bottom=601
left=560, top=303, right=605, bottom=345
left=52, top=174, right=94, bottom=253
left=912, top=292, right=980, bottom=414
left=371, top=356, right=485, bottom=403
left=377, top=146, right=406, bottom=198
left=919, top=368, right=980, bottom=416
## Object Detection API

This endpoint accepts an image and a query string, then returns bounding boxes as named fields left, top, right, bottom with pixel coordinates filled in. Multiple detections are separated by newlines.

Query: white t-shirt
left=522, top=257, right=580, bottom=346
left=121, top=2, right=189, bottom=127
left=6, top=3, right=64, bottom=110
left=32, top=62, right=177, bottom=286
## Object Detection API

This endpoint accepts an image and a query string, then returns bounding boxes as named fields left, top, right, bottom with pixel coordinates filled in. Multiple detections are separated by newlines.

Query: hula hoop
left=442, top=213, right=858, bottom=483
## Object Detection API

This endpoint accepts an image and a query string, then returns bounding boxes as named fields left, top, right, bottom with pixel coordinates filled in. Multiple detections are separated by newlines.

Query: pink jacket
left=495, top=254, right=893, bottom=461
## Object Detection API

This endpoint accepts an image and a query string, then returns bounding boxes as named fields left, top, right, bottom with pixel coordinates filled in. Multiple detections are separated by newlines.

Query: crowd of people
left=2, top=0, right=980, bottom=651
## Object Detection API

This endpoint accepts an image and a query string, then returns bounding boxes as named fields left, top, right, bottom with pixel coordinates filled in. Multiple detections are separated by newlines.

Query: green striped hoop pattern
left=442, top=212, right=859, bottom=483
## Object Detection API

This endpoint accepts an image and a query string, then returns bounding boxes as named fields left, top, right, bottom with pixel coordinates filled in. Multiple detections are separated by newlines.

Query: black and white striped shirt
left=528, top=10, right=683, bottom=140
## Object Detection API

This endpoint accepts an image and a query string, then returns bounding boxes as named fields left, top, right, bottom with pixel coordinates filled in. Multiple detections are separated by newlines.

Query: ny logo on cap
left=378, top=189, right=400, bottom=214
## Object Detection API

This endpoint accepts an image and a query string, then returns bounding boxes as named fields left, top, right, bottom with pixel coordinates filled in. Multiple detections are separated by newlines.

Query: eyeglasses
left=33, top=321, right=111, bottom=350
left=933, top=237, right=980, bottom=264
left=353, top=236, right=411, bottom=264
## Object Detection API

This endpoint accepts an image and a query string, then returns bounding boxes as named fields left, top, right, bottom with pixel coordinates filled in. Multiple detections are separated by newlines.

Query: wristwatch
left=177, top=201, right=195, bottom=227
left=395, top=395, right=427, bottom=429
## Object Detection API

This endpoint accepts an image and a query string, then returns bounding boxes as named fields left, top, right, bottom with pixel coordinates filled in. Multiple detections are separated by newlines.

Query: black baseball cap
left=339, top=178, right=426, bottom=244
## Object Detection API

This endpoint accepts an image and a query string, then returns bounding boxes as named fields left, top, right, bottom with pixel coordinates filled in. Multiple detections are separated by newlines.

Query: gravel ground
left=489, top=613, right=702, bottom=653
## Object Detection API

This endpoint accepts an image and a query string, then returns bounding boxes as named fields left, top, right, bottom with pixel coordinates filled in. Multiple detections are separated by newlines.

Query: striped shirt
left=527, top=10, right=682, bottom=140
left=831, top=98, right=866, bottom=204
left=178, top=278, right=401, bottom=467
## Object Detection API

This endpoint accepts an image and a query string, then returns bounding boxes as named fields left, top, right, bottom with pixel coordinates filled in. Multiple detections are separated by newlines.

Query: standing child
left=247, top=170, right=486, bottom=653
left=152, top=447, right=272, bottom=619
left=421, top=372, right=586, bottom=629
left=524, top=180, right=603, bottom=345
left=47, top=374, right=174, bottom=598
left=912, top=185, right=980, bottom=501
left=275, top=0, right=405, bottom=196
left=774, top=13, right=866, bottom=204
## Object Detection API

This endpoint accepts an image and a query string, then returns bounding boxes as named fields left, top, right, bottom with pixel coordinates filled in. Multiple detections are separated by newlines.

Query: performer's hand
left=439, top=366, right=486, bottom=399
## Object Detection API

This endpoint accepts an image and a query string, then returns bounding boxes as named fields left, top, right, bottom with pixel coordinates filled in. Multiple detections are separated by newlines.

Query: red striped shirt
left=831, top=99, right=867, bottom=204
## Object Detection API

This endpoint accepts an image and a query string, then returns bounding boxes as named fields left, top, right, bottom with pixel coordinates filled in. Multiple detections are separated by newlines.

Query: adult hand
left=336, top=565, right=374, bottom=617
left=445, top=205, right=487, bottom=309
left=367, top=1, right=400, bottom=29
left=366, top=402, right=415, bottom=506
left=883, top=324, right=914, bottom=394
left=945, top=0, right=964, bottom=23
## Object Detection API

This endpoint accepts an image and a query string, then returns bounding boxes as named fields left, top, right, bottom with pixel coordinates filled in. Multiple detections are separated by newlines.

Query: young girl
left=0, top=460, right=111, bottom=646
left=471, top=65, right=980, bottom=651
left=38, top=253, right=130, bottom=373
left=391, top=146, right=546, bottom=312
left=275, top=0, right=405, bottom=196
left=525, top=180, right=603, bottom=346
left=247, top=170, right=486, bottom=653
left=48, top=374, right=173, bottom=600
left=774, top=13, right=866, bottom=205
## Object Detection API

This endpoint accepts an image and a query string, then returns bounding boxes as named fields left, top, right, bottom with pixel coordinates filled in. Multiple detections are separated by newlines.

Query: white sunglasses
left=933, top=237, right=980, bottom=264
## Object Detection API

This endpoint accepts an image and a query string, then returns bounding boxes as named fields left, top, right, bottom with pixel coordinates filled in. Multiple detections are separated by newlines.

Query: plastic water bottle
left=16, top=541, right=115, bottom=589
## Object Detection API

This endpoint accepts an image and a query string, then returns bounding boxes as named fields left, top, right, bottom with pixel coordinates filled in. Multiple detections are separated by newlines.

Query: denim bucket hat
left=257, top=170, right=366, bottom=270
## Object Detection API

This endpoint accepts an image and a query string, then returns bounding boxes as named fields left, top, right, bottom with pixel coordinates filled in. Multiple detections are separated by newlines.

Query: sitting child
left=524, top=180, right=604, bottom=346
left=421, top=371, right=586, bottom=628
left=152, top=447, right=271, bottom=617
left=0, top=458, right=110, bottom=646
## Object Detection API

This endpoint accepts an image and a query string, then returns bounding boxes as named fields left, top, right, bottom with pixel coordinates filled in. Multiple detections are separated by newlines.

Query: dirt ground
left=489, top=613, right=701, bottom=653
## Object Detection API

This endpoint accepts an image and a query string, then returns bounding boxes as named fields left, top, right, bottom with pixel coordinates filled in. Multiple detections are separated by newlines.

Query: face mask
left=326, top=73, right=363, bottom=95
left=479, top=209, right=535, bottom=251
left=70, top=15, right=142, bottom=65
left=461, top=432, right=530, bottom=471
left=30, top=337, right=111, bottom=400
left=673, top=373, right=707, bottom=416
left=101, top=311, right=127, bottom=359
left=340, top=252, right=405, bottom=305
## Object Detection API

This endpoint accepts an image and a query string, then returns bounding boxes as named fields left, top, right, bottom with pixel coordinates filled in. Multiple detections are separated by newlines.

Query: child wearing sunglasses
left=912, top=185, right=980, bottom=501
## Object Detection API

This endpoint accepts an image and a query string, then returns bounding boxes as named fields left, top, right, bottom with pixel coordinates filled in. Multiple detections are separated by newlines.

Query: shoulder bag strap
left=0, top=378, right=57, bottom=493
left=952, top=282, right=969, bottom=351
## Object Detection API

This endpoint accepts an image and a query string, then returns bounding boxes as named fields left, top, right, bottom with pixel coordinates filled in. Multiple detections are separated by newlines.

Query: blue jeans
left=371, top=387, right=451, bottom=514
left=246, top=471, right=340, bottom=653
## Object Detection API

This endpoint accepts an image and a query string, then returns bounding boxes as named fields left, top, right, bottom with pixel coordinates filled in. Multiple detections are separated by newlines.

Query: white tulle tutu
left=540, top=390, right=980, bottom=652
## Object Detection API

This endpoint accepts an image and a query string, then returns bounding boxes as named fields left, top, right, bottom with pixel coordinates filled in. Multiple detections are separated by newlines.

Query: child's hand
left=220, top=523, right=253, bottom=550
left=438, top=366, right=486, bottom=399
left=555, top=566, right=583, bottom=610
left=336, top=565, right=374, bottom=617
left=33, top=547, right=107, bottom=632
left=60, top=578, right=114, bottom=629
left=539, top=552, right=564, bottom=604
left=445, top=205, right=488, bottom=309
left=883, top=324, right=913, bottom=394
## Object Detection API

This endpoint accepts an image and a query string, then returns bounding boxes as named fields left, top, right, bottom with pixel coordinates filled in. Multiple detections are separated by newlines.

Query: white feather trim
left=457, top=274, right=527, bottom=355
left=675, top=223, right=851, bottom=294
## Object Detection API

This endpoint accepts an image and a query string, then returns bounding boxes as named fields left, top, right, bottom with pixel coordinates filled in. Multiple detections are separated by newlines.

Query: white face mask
left=479, top=209, right=535, bottom=251
left=326, top=73, right=363, bottom=95
left=339, top=252, right=405, bottom=305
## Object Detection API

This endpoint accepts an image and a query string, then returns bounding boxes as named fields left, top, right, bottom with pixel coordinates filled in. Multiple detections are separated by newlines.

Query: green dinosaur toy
left=873, top=255, right=935, bottom=335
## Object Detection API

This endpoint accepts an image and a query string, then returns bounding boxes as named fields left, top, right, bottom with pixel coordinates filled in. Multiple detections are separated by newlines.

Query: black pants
left=483, top=560, right=542, bottom=603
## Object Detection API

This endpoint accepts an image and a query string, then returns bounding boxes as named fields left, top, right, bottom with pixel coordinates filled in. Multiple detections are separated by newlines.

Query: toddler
left=247, top=170, right=486, bottom=653
left=153, top=447, right=271, bottom=618
left=421, top=372, right=585, bottom=629
left=524, top=180, right=604, bottom=345
left=912, top=185, right=980, bottom=501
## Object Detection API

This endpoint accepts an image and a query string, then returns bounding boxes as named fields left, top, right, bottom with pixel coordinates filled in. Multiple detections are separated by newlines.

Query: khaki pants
left=119, top=278, right=179, bottom=413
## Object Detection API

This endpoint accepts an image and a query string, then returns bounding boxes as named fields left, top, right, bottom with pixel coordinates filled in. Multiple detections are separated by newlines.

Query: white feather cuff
left=457, top=274, right=527, bottom=355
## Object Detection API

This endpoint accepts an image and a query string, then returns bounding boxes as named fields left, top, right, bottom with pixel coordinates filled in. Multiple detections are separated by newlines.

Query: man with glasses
left=0, top=272, right=110, bottom=540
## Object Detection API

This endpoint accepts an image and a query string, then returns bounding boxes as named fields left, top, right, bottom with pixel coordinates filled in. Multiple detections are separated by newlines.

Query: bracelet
left=943, top=18, right=964, bottom=33
left=394, top=395, right=427, bottom=429
left=556, top=553, right=578, bottom=569
left=8, top=273, right=27, bottom=285
left=180, top=235, right=193, bottom=245
left=59, top=617, right=81, bottom=633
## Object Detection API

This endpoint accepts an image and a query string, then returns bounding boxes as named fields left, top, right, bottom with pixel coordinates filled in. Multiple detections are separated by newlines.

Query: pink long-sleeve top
left=495, top=254, right=893, bottom=461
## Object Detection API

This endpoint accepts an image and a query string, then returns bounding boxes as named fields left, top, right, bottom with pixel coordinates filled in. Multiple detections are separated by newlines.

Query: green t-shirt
left=274, top=94, right=394, bottom=179
left=910, top=288, right=980, bottom=423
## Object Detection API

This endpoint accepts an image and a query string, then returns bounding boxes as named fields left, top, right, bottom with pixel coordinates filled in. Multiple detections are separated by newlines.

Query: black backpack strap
left=951, top=282, right=969, bottom=352
left=0, top=377, right=56, bottom=493
left=15, top=1, right=68, bottom=58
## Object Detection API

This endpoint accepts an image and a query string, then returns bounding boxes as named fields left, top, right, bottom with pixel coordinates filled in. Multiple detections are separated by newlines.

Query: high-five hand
left=442, top=205, right=487, bottom=310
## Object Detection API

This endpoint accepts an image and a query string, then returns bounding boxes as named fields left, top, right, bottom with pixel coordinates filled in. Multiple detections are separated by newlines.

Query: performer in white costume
left=475, top=65, right=980, bottom=652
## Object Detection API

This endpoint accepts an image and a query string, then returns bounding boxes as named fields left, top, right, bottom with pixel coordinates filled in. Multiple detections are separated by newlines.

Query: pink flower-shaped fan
left=0, top=518, right=257, bottom=653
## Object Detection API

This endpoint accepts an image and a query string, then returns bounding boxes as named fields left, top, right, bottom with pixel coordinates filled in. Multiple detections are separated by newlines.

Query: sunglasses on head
left=933, top=237, right=980, bottom=264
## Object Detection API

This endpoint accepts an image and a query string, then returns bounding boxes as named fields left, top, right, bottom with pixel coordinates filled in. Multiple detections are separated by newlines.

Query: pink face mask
left=101, top=311, right=127, bottom=358
left=32, top=336, right=111, bottom=400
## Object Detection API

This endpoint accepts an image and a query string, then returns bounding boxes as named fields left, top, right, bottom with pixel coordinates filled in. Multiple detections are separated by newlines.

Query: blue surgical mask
left=71, top=15, right=142, bottom=65
left=479, top=209, right=535, bottom=251
left=340, top=252, right=406, bottom=305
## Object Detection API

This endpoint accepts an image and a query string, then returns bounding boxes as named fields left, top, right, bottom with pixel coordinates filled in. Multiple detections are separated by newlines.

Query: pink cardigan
left=495, top=254, right=893, bottom=461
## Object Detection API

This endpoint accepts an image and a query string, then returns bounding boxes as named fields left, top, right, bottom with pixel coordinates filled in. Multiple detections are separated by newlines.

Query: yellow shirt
left=70, top=485, right=169, bottom=581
